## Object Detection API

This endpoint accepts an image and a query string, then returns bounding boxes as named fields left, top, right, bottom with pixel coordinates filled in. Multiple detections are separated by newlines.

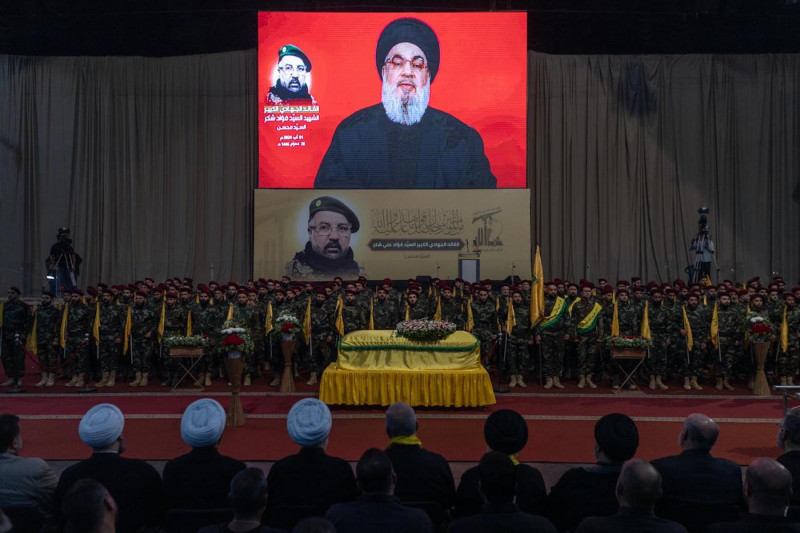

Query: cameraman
left=690, top=230, right=715, bottom=280
left=47, top=227, right=82, bottom=294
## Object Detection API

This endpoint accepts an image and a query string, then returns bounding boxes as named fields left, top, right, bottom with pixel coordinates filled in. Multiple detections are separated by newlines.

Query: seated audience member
left=53, top=403, right=164, bottom=533
left=708, top=458, right=800, bottom=532
left=0, top=510, right=10, bottom=533
left=576, top=459, right=687, bottom=532
left=325, top=448, right=434, bottom=533
left=777, top=409, right=800, bottom=506
left=384, top=402, right=455, bottom=509
left=455, top=409, right=546, bottom=517
left=449, top=452, right=556, bottom=533
left=546, top=413, right=640, bottom=532
left=292, top=517, right=337, bottom=533
left=0, top=414, right=58, bottom=515
left=61, top=479, right=117, bottom=533
left=163, top=398, right=246, bottom=510
left=198, top=468, right=284, bottom=533
left=651, top=413, right=744, bottom=530
left=266, top=399, right=358, bottom=519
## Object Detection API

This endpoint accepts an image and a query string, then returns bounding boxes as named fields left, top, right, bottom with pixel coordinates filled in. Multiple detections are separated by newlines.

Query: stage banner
left=254, top=189, right=531, bottom=281
left=257, top=12, right=527, bottom=189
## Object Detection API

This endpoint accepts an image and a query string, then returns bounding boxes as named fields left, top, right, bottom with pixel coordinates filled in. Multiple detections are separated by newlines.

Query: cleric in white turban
left=78, top=403, right=125, bottom=449
left=286, top=398, right=332, bottom=447
left=180, top=398, right=226, bottom=448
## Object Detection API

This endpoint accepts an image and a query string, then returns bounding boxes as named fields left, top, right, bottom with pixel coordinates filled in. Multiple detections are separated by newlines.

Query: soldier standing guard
left=569, top=284, right=604, bottom=389
left=535, top=281, right=569, bottom=390
left=191, top=288, right=224, bottom=386
left=437, top=284, right=465, bottom=330
left=644, top=290, right=673, bottom=390
left=470, top=288, right=499, bottom=366
left=342, top=289, right=367, bottom=333
left=63, top=289, right=93, bottom=388
left=506, top=289, right=532, bottom=388
left=680, top=292, right=711, bottom=391
left=127, top=290, right=157, bottom=386
left=160, top=291, right=190, bottom=387
left=778, top=293, right=800, bottom=385
left=1, top=287, right=32, bottom=388
left=94, top=289, right=124, bottom=387
left=30, top=291, right=61, bottom=387
left=713, top=291, right=744, bottom=390
left=371, top=286, right=400, bottom=330
left=230, top=288, right=260, bottom=386
left=307, top=288, right=335, bottom=386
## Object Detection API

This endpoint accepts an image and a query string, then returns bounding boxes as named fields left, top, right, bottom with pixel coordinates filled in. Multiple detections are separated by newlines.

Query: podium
left=458, top=253, right=481, bottom=283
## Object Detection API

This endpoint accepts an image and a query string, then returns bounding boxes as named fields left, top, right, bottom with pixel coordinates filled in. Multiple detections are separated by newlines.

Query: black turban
left=594, top=413, right=639, bottom=462
left=484, top=409, right=528, bottom=454
left=375, top=18, right=440, bottom=83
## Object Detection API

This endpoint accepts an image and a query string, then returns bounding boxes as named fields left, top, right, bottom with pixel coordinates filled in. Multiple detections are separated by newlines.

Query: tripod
left=689, top=231, right=718, bottom=285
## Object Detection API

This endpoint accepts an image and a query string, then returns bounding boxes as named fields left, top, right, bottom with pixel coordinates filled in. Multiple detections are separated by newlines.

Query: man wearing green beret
left=267, top=44, right=317, bottom=106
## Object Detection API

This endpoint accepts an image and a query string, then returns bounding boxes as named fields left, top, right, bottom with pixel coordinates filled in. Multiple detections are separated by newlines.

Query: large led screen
left=258, top=12, right=527, bottom=189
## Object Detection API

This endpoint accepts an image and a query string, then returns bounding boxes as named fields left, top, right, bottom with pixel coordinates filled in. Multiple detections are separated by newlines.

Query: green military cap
left=279, top=44, right=312, bottom=72
left=308, top=196, right=360, bottom=233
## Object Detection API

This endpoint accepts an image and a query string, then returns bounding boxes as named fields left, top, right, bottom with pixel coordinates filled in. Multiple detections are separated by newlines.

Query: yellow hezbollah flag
left=157, top=300, right=166, bottom=343
left=611, top=300, right=620, bottom=337
left=404, top=302, right=410, bottom=321
left=334, top=297, right=344, bottom=336
left=59, top=303, right=69, bottom=348
left=92, top=301, right=101, bottom=345
left=466, top=297, right=474, bottom=332
left=781, top=305, right=789, bottom=353
left=505, top=300, right=516, bottom=333
left=227, top=303, right=234, bottom=320
left=710, top=302, right=719, bottom=348
left=27, top=311, right=38, bottom=355
left=433, top=296, right=442, bottom=321
left=265, top=301, right=274, bottom=334
left=186, top=311, right=193, bottom=336
left=369, top=299, right=375, bottom=330
left=682, top=305, right=693, bottom=351
left=123, top=307, right=132, bottom=354
left=303, top=297, right=312, bottom=344
left=529, top=245, right=545, bottom=326
left=640, top=300, right=651, bottom=340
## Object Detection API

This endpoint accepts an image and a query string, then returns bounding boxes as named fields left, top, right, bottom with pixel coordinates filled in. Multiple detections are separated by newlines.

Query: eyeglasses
left=279, top=64, right=307, bottom=74
left=384, top=55, right=427, bottom=72
left=309, top=223, right=352, bottom=236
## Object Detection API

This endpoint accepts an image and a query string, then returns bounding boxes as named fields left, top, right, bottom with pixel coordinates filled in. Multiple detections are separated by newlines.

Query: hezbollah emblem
left=315, top=200, right=322, bottom=207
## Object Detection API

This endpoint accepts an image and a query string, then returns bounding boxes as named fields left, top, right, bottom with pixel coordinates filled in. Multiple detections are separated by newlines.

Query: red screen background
left=257, top=12, right=527, bottom=189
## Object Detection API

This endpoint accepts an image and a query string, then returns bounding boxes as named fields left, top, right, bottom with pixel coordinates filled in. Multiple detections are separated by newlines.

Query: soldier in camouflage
left=266, top=288, right=288, bottom=387
left=189, top=288, right=223, bottom=386
left=128, top=290, right=157, bottom=386
left=32, top=291, right=60, bottom=387
left=777, top=292, right=800, bottom=386
left=160, top=291, right=190, bottom=387
left=230, top=288, right=261, bottom=385
left=744, top=293, right=774, bottom=390
left=342, top=289, right=367, bottom=333
left=536, top=281, right=570, bottom=390
left=713, top=291, right=744, bottom=391
left=437, top=284, right=465, bottom=330
left=307, top=288, right=335, bottom=385
left=610, top=288, right=641, bottom=390
left=569, top=285, right=604, bottom=389
left=371, top=287, right=400, bottom=330
left=645, top=290, right=674, bottom=390
left=470, top=288, right=499, bottom=366
left=1, top=287, right=31, bottom=387
left=403, top=291, right=429, bottom=321
left=506, top=290, right=533, bottom=388
left=94, top=289, right=124, bottom=387
left=679, top=292, right=711, bottom=391
left=60, top=289, right=93, bottom=388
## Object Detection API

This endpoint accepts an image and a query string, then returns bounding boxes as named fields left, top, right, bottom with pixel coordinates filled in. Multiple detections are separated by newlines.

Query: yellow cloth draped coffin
left=320, top=330, right=496, bottom=408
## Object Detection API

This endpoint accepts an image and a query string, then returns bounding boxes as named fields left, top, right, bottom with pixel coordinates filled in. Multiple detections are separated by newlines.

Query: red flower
left=282, top=323, right=294, bottom=332
left=221, top=334, right=244, bottom=346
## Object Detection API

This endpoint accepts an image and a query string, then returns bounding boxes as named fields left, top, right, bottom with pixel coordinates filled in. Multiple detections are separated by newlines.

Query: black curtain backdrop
left=1, top=50, right=798, bottom=292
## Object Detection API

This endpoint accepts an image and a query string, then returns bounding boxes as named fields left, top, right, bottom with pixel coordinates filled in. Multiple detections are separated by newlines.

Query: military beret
left=793, top=286, right=800, bottom=293
left=617, top=288, right=629, bottom=295
left=382, top=278, right=393, bottom=286
left=665, top=288, right=677, bottom=295
left=333, top=276, right=343, bottom=282
left=545, top=280, right=558, bottom=288
left=785, top=293, right=796, bottom=300
left=649, top=289, right=662, bottom=296
left=86, top=287, right=98, bottom=296
left=152, top=285, right=164, bottom=293
left=165, top=291, right=178, bottom=299
left=9, top=286, right=21, bottom=295
left=439, top=283, right=452, bottom=291
left=247, top=288, right=257, bottom=295
left=97, top=283, right=108, bottom=289
left=279, top=44, right=312, bottom=72
left=345, top=289, right=356, bottom=295
left=237, top=288, right=248, bottom=296
left=274, top=288, right=285, bottom=295
left=616, top=280, right=629, bottom=286
left=42, top=290, right=55, bottom=298
left=455, top=277, right=464, bottom=283
left=552, top=278, right=563, bottom=285
left=631, top=277, right=641, bottom=282
left=376, top=18, right=440, bottom=83
left=314, top=287, right=326, bottom=296
left=209, top=280, right=219, bottom=286
left=594, top=413, right=639, bottom=462
left=688, top=291, right=702, bottom=299
left=601, top=285, right=615, bottom=294
left=308, top=196, right=360, bottom=233
left=738, top=288, right=749, bottom=296
left=511, top=288, right=523, bottom=296
left=135, top=290, right=147, bottom=298
left=598, top=278, right=607, bottom=283
left=357, top=276, right=367, bottom=283
left=750, top=293, right=764, bottom=301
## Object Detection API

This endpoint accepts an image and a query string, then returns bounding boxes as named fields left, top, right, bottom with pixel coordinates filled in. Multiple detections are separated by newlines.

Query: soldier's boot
left=269, top=375, right=281, bottom=387
left=129, top=372, right=142, bottom=386
left=543, top=377, right=553, bottom=389
left=723, top=377, right=734, bottom=391
left=35, top=373, right=48, bottom=387
left=577, top=375, right=586, bottom=389
left=244, top=374, right=252, bottom=386
left=161, top=373, right=171, bottom=387
left=553, top=377, right=565, bottom=389
left=781, top=377, right=788, bottom=386
left=106, top=371, right=116, bottom=387
left=0, top=378, right=14, bottom=386
left=139, top=372, right=149, bottom=387
left=65, top=374, right=80, bottom=387
left=73, top=373, right=85, bottom=388
left=789, top=377, right=795, bottom=386
left=586, top=375, right=597, bottom=389
left=306, top=372, right=318, bottom=386
left=204, top=373, right=212, bottom=386
left=690, top=376, right=703, bottom=391
left=94, top=371, right=110, bottom=388
left=517, top=374, right=527, bottom=388
left=509, top=375, right=518, bottom=388
left=45, top=372, right=55, bottom=387
left=611, top=375, right=620, bottom=390
left=649, top=376, right=656, bottom=390
left=715, top=377, right=723, bottom=391
left=656, top=376, right=669, bottom=390
left=747, top=377, right=754, bottom=390
left=682, top=377, right=692, bottom=390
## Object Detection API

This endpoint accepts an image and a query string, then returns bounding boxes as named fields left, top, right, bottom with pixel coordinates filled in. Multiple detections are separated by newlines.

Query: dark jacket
left=455, top=463, right=546, bottom=517
left=162, top=446, right=246, bottom=510
left=778, top=450, right=800, bottom=506
left=448, top=502, right=557, bottom=533
left=384, top=442, right=455, bottom=509
left=545, top=463, right=623, bottom=532
left=708, top=513, right=800, bottom=532
left=325, top=494, right=434, bottom=533
left=53, top=452, right=164, bottom=533
left=576, top=507, right=688, bottom=533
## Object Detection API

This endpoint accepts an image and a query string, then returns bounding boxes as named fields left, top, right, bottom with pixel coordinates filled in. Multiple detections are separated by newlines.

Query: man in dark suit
left=777, top=409, right=800, bottom=506
left=708, top=458, right=800, bottom=532
left=0, top=414, right=58, bottom=515
left=383, top=402, right=455, bottom=510
left=651, top=413, right=744, bottom=531
left=162, top=398, right=246, bottom=510
left=53, top=403, right=164, bottom=533
left=60, top=479, right=118, bottom=533
left=266, top=399, right=358, bottom=526
left=325, top=448, right=434, bottom=533
left=576, top=459, right=687, bottom=532
left=449, top=452, right=556, bottom=533
left=455, top=409, right=547, bottom=518
left=546, top=413, right=640, bottom=532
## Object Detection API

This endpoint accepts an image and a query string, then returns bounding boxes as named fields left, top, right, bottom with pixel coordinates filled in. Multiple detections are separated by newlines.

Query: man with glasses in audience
left=286, top=196, right=364, bottom=278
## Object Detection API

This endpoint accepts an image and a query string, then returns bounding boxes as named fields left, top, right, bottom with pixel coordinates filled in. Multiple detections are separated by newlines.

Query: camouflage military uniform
left=537, top=295, right=569, bottom=379
left=65, top=302, right=93, bottom=375
left=714, top=303, right=744, bottom=378
left=191, top=301, right=225, bottom=374
left=309, top=299, right=335, bottom=375
left=645, top=302, right=674, bottom=377
left=569, top=298, right=604, bottom=376
left=439, top=296, right=465, bottom=330
left=778, top=303, right=800, bottom=379
left=129, top=303, right=157, bottom=372
left=372, top=298, right=400, bottom=330
left=470, top=298, right=499, bottom=362
left=507, top=301, right=532, bottom=375
left=161, top=302, right=189, bottom=373
left=33, top=302, right=61, bottom=370
left=681, top=303, right=711, bottom=377
left=98, top=301, right=124, bottom=372
left=230, top=301, right=260, bottom=378
left=342, top=300, right=367, bottom=334
left=404, top=300, right=429, bottom=321
left=1, top=298, right=31, bottom=381
left=615, top=300, right=641, bottom=336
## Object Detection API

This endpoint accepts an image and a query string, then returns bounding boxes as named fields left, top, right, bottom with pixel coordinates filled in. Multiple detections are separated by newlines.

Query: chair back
left=163, top=507, right=234, bottom=533
left=266, top=504, right=326, bottom=532
left=2, top=506, right=45, bottom=533
left=402, top=501, right=450, bottom=533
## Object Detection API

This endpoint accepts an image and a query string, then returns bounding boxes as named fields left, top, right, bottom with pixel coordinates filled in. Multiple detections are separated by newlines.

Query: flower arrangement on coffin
left=395, top=319, right=457, bottom=343
left=217, top=320, right=254, bottom=358
left=748, top=316, right=773, bottom=343
left=275, top=312, right=302, bottom=339
left=605, top=335, right=653, bottom=350
left=163, top=335, right=210, bottom=348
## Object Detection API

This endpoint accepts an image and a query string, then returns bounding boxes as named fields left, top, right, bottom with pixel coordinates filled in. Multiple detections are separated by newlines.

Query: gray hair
left=385, top=402, right=416, bottom=438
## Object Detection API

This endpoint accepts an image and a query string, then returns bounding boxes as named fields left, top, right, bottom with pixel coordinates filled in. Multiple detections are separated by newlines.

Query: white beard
left=381, top=77, right=430, bottom=126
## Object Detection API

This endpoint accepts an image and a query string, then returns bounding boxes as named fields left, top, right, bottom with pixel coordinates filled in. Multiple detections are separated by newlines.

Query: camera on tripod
left=697, top=207, right=710, bottom=234
left=57, top=227, right=73, bottom=245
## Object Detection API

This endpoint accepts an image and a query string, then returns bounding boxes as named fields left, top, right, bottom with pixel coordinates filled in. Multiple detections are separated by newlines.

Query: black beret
left=308, top=196, right=360, bottom=233
left=278, top=44, right=312, bottom=72
left=376, top=18, right=440, bottom=83
left=594, top=413, right=639, bottom=462
left=484, top=409, right=528, bottom=454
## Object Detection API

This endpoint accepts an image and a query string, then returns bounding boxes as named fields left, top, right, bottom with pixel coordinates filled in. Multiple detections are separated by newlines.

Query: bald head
left=745, top=458, right=792, bottom=515
left=778, top=409, right=800, bottom=451
left=680, top=413, right=719, bottom=451
left=385, top=402, right=417, bottom=438
left=616, top=459, right=663, bottom=509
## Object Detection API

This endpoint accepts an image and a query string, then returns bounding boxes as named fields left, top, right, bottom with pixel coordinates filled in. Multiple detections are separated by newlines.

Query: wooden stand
left=169, top=346, right=205, bottom=391
left=611, top=348, right=647, bottom=393
left=224, top=354, right=245, bottom=426
left=280, top=337, right=296, bottom=393
left=751, top=341, right=771, bottom=396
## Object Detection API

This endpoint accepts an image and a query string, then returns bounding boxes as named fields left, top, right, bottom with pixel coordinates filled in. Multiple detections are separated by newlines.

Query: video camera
left=57, top=226, right=73, bottom=245
left=697, top=207, right=710, bottom=234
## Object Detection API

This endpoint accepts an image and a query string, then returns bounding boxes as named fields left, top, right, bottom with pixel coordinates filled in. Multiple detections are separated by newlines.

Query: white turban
left=181, top=398, right=226, bottom=448
left=79, top=403, right=125, bottom=448
left=287, top=398, right=332, bottom=447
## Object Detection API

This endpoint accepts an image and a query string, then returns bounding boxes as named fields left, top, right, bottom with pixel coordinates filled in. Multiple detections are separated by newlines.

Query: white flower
left=750, top=316, right=764, bottom=323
